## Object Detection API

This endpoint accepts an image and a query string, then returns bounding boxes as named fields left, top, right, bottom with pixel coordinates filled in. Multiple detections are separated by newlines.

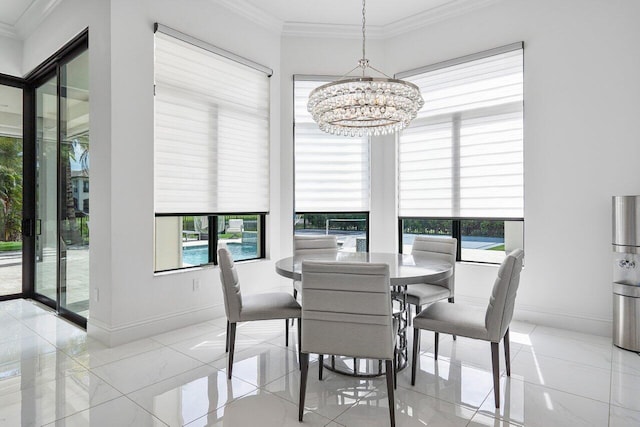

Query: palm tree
left=61, top=134, right=89, bottom=246
left=0, top=137, right=23, bottom=242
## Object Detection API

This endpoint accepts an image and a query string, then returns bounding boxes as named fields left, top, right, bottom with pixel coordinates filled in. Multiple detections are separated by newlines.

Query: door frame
left=0, top=74, right=27, bottom=302
left=24, top=30, right=89, bottom=328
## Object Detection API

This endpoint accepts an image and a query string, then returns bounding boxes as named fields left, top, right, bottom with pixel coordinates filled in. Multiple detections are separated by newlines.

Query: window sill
left=153, top=257, right=269, bottom=276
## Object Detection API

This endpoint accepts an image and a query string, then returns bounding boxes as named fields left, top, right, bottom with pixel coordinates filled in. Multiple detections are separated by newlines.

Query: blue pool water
left=183, top=243, right=258, bottom=266
left=402, top=234, right=503, bottom=250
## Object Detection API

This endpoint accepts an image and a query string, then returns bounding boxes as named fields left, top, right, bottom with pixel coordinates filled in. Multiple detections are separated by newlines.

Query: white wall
left=383, top=0, right=640, bottom=335
left=98, top=0, right=284, bottom=344
left=22, top=0, right=284, bottom=345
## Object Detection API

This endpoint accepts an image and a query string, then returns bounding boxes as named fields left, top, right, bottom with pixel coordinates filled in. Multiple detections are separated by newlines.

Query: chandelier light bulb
left=307, top=0, right=424, bottom=137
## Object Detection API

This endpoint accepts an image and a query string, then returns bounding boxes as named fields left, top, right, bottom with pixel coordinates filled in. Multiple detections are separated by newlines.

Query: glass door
left=35, top=75, right=58, bottom=303
left=59, top=50, right=90, bottom=318
left=32, top=35, right=89, bottom=326
left=0, top=82, right=24, bottom=298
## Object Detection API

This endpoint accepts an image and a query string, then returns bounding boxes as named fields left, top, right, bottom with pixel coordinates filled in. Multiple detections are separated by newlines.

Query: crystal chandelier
left=307, top=0, right=424, bottom=137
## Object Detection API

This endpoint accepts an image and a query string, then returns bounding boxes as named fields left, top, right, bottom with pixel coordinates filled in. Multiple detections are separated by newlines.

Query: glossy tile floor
left=1, top=299, right=640, bottom=426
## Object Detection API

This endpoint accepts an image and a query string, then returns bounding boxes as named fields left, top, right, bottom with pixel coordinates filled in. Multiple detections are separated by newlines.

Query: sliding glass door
left=0, top=82, right=24, bottom=298
left=59, top=50, right=90, bottom=318
left=35, top=75, right=58, bottom=302
left=32, top=35, right=89, bottom=326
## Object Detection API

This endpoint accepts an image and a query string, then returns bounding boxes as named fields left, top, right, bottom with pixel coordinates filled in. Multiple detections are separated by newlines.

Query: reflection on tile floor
left=1, top=298, right=640, bottom=426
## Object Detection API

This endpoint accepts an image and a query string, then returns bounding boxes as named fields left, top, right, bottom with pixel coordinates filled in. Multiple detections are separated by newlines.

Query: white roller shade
left=154, top=30, right=270, bottom=214
left=294, top=79, right=370, bottom=212
left=398, top=46, right=523, bottom=218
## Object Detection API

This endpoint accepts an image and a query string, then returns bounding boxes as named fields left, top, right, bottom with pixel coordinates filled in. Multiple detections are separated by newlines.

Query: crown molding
left=282, top=22, right=385, bottom=40
left=281, top=0, right=504, bottom=39
left=1, top=0, right=504, bottom=42
left=383, top=0, right=504, bottom=38
left=0, top=22, right=19, bottom=39
left=214, top=0, right=283, bottom=34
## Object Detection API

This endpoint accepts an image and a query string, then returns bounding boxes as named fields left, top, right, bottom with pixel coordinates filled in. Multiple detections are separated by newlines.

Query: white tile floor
left=1, top=299, right=639, bottom=427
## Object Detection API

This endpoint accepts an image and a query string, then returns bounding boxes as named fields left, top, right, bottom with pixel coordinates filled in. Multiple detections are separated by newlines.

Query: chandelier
left=307, top=0, right=424, bottom=137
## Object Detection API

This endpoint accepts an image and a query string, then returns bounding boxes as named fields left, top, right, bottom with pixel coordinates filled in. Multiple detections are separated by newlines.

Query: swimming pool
left=402, top=234, right=503, bottom=250
left=183, top=242, right=258, bottom=266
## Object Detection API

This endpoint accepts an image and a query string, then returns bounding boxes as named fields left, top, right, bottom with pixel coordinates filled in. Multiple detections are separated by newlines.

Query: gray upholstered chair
left=218, top=248, right=302, bottom=379
left=408, top=236, right=457, bottom=327
left=298, top=261, right=397, bottom=427
left=411, top=249, right=524, bottom=408
left=292, top=235, right=338, bottom=300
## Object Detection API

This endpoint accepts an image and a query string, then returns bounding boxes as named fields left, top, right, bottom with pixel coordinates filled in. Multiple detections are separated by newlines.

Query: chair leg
left=319, top=354, right=324, bottom=380
left=448, top=297, right=456, bottom=341
left=292, top=290, right=298, bottom=326
left=297, top=318, right=302, bottom=370
left=225, top=320, right=230, bottom=353
left=434, top=332, right=439, bottom=360
left=385, top=360, right=396, bottom=427
left=299, top=352, right=309, bottom=422
left=227, top=322, right=237, bottom=379
left=491, top=341, right=500, bottom=408
left=393, top=350, right=398, bottom=390
left=411, top=328, right=420, bottom=386
left=504, top=328, right=511, bottom=376
left=285, top=319, right=289, bottom=347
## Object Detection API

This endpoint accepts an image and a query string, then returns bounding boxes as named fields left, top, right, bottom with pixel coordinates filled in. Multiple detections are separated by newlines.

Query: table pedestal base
left=321, top=284, right=409, bottom=378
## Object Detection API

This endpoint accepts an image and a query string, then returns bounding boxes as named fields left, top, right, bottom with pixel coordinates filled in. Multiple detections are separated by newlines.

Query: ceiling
left=0, top=0, right=62, bottom=39
left=0, top=0, right=501, bottom=40
left=0, top=0, right=37, bottom=27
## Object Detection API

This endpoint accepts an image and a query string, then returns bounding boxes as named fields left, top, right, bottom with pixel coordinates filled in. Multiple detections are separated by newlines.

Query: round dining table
left=275, top=251, right=453, bottom=376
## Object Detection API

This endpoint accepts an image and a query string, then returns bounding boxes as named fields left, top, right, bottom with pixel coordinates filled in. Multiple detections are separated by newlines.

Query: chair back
left=485, top=249, right=524, bottom=342
left=300, top=261, right=395, bottom=360
left=411, top=236, right=457, bottom=292
left=218, top=248, right=243, bottom=323
left=294, top=235, right=338, bottom=255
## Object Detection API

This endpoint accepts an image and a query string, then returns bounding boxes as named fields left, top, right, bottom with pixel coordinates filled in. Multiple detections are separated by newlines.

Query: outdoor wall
left=383, top=0, right=640, bottom=335
left=154, top=217, right=182, bottom=271
left=0, top=35, right=22, bottom=76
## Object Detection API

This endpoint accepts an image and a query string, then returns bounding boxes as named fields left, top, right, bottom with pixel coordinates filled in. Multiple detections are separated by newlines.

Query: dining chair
left=411, top=249, right=524, bottom=408
left=292, top=235, right=338, bottom=300
left=408, top=236, right=457, bottom=329
left=218, top=248, right=302, bottom=379
left=298, top=260, right=398, bottom=427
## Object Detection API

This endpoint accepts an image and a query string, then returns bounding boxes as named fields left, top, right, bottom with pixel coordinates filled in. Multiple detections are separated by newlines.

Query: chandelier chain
left=362, top=0, right=366, bottom=69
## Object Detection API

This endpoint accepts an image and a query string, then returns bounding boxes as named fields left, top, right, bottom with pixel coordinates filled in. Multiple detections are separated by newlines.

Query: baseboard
left=87, top=303, right=226, bottom=347
left=455, top=295, right=613, bottom=338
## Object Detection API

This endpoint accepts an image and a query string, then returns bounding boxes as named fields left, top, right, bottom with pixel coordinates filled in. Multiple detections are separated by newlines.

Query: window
left=295, top=212, right=369, bottom=252
left=294, top=77, right=370, bottom=251
left=397, top=43, right=524, bottom=263
left=153, top=25, right=271, bottom=271
left=155, top=214, right=265, bottom=271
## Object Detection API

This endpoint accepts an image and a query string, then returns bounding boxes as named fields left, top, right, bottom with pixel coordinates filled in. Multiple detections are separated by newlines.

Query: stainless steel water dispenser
left=612, top=196, right=640, bottom=352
